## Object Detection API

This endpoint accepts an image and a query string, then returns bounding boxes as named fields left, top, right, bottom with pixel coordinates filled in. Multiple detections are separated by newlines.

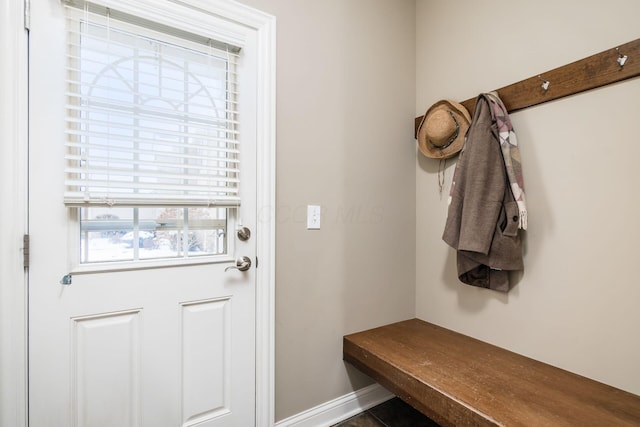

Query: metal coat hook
left=537, top=75, right=550, bottom=91
left=616, top=47, right=628, bottom=67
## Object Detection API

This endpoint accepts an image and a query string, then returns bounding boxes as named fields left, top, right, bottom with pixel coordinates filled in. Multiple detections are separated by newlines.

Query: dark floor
left=331, top=397, right=440, bottom=427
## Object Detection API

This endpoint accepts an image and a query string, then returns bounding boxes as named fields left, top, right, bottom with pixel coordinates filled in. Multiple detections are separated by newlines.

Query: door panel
left=28, top=0, right=257, bottom=425
left=180, top=298, right=231, bottom=424
left=72, top=310, right=142, bottom=427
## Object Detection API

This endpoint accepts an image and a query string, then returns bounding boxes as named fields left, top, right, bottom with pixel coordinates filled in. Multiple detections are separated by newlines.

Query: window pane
left=79, top=207, right=228, bottom=263
left=140, top=207, right=183, bottom=260
left=185, top=207, right=227, bottom=257
left=80, top=207, right=134, bottom=262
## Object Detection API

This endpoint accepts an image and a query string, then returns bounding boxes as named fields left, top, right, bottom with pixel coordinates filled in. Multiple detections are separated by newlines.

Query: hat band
left=429, top=110, right=459, bottom=150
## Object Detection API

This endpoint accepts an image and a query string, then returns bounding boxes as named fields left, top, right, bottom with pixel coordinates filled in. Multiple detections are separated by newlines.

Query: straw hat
left=417, top=100, right=471, bottom=159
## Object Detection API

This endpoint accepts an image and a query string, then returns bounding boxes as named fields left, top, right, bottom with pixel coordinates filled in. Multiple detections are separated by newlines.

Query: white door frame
left=0, top=1, right=28, bottom=426
left=0, top=0, right=276, bottom=425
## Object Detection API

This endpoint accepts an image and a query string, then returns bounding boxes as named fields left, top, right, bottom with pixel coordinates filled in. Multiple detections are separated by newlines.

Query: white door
left=28, top=0, right=259, bottom=425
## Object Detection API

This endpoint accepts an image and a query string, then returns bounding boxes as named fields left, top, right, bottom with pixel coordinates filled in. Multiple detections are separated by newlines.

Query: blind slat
left=65, top=116, right=239, bottom=139
left=64, top=156, right=240, bottom=173
left=65, top=131, right=240, bottom=150
left=65, top=96, right=239, bottom=124
left=64, top=196, right=240, bottom=208
left=64, top=35, right=240, bottom=66
left=64, top=167, right=240, bottom=183
left=65, top=170, right=239, bottom=185
left=65, top=143, right=239, bottom=165
left=65, top=180, right=238, bottom=193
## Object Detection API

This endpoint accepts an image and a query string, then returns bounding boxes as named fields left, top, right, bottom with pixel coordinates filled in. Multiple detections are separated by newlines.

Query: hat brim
left=417, top=100, right=471, bottom=159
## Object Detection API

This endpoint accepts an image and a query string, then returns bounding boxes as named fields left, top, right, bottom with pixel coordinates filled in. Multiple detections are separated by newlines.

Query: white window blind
left=64, top=2, right=242, bottom=207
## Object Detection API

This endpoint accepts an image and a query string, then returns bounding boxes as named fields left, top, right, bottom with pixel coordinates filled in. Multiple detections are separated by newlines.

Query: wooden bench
left=343, top=319, right=640, bottom=426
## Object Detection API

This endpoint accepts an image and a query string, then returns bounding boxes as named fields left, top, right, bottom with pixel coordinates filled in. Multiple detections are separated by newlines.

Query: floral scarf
left=484, top=91, right=527, bottom=229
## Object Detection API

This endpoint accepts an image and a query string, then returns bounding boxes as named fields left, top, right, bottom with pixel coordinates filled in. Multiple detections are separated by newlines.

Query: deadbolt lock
left=237, top=226, right=251, bottom=241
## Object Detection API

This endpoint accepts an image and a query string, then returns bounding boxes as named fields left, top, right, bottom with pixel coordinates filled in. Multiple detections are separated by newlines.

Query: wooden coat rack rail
left=414, top=37, right=640, bottom=136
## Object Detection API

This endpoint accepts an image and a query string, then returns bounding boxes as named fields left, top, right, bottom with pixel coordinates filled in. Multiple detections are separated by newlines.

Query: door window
left=64, top=2, right=241, bottom=265
left=80, top=207, right=228, bottom=262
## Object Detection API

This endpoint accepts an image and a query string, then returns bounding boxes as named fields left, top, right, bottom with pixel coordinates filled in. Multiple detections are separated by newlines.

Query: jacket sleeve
left=443, top=97, right=507, bottom=256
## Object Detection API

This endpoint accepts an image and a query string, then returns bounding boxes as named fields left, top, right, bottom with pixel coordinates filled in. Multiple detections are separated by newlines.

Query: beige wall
left=233, top=0, right=640, bottom=421
left=237, top=0, right=417, bottom=421
left=416, top=0, right=640, bottom=396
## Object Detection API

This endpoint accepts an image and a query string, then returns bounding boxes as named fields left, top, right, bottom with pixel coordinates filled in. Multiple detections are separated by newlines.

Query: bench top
left=343, top=319, right=640, bottom=427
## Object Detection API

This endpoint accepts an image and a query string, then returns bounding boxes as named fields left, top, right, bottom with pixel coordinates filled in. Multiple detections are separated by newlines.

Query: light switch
left=307, top=205, right=321, bottom=230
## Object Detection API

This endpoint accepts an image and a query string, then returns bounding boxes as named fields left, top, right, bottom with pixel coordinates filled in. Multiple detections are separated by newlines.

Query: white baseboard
left=275, top=383, right=394, bottom=427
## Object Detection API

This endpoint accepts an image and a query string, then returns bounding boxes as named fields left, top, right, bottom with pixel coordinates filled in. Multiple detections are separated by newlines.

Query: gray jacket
left=442, top=95, right=523, bottom=291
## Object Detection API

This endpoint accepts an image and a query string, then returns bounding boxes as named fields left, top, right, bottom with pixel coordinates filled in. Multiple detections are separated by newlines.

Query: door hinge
left=23, top=234, right=30, bottom=269
left=24, top=0, right=31, bottom=31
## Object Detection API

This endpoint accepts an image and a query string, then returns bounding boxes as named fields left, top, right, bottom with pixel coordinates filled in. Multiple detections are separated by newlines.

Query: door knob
left=225, top=256, right=252, bottom=272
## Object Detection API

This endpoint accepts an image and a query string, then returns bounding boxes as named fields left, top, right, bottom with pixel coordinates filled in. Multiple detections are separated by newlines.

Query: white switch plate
left=307, top=205, right=321, bottom=230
